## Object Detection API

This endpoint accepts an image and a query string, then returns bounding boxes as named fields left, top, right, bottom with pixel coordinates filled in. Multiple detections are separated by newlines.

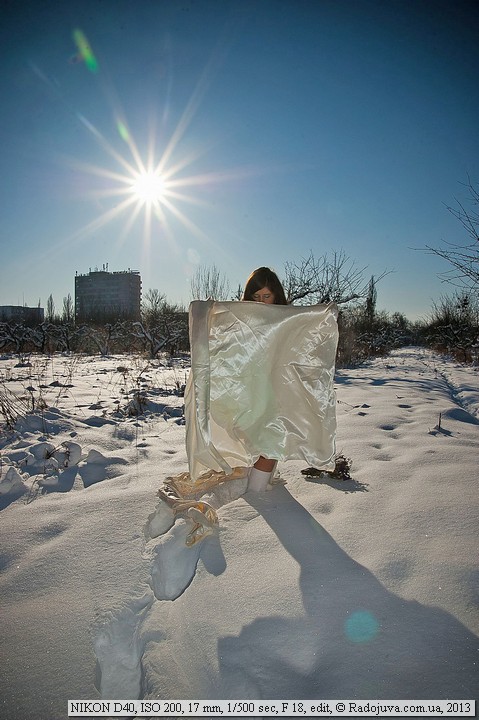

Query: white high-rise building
left=75, top=266, right=141, bottom=322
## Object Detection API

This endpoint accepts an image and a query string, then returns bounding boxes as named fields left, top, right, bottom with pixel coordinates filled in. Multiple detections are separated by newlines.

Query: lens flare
left=344, top=610, right=380, bottom=643
left=117, top=121, right=130, bottom=143
left=56, top=47, right=272, bottom=266
left=73, top=29, right=99, bottom=73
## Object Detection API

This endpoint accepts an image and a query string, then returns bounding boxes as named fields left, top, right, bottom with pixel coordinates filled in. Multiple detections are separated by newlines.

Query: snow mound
left=0, top=466, right=28, bottom=495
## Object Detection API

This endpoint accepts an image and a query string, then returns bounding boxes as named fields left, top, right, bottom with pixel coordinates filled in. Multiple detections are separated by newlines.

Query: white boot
left=247, top=468, right=272, bottom=492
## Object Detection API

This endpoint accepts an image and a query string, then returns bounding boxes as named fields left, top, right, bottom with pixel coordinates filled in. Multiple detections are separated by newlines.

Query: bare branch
left=190, top=264, right=231, bottom=301
left=425, top=179, right=479, bottom=293
left=284, top=250, right=389, bottom=305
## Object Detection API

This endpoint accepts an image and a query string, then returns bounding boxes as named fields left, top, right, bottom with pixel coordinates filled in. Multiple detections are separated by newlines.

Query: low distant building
left=75, top=266, right=142, bottom=322
left=0, top=305, right=44, bottom=326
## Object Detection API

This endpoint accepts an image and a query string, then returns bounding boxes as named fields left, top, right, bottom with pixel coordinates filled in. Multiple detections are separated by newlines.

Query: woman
left=242, top=267, right=288, bottom=492
left=242, top=266, right=288, bottom=305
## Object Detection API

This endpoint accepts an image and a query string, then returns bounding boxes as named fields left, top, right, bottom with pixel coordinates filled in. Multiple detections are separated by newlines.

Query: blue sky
left=1, top=0, right=478, bottom=320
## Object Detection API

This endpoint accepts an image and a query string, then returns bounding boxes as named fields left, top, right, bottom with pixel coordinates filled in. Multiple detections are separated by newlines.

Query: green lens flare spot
left=73, top=29, right=99, bottom=74
left=345, top=610, right=380, bottom=643
left=117, top=122, right=130, bottom=142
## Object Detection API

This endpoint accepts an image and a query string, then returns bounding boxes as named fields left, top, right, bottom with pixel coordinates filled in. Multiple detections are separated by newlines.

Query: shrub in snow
left=48, top=441, right=83, bottom=468
left=29, top=442, right=56, bottom=461
left=0, top=466, right=28, bottom=495
left=301, top=453, right=352, bottom=481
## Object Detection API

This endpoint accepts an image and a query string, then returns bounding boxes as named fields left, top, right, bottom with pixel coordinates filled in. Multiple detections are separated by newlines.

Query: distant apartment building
left=75, top=266, right=142, bottom=322
left=0, top=305, right=44, bottom=326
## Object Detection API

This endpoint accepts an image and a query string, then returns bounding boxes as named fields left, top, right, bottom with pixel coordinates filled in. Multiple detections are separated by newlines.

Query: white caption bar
left=68, top=699, right=476, bottom=716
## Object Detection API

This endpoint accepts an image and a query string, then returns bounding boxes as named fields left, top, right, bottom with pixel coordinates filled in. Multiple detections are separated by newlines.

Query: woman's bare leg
left=248, top=456, right=277, bottom=492
left=254, top=456, right=276, bottom=472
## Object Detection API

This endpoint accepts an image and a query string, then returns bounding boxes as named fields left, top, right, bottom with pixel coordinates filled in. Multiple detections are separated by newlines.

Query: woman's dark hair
left=242, top=267, right=288, bottom=305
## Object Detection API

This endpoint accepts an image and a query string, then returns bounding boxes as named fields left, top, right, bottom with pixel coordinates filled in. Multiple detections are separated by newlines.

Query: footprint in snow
left=94, top=513, right=208, bottom=701
left=144, top=500, right=175, bottom=540
left=145, top=518, right=204, bottom=601
left=94, top=592, right=154, bottom=700
left=92, top=473, right=246, bottom=704
left=144, top=475, right=247, bottom=601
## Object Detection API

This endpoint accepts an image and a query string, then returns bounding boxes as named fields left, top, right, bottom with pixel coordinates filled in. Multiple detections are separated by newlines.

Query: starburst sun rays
left=70, top=107, right=220, bottom=258
left=68, top=106, right=272, bottom=274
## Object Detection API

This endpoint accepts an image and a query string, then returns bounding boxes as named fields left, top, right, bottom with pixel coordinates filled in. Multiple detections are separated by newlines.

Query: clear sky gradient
left=1, top=0, right=478, bottom=320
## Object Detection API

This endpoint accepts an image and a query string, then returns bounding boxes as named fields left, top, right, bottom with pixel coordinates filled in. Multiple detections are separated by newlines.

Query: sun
left=130, top=170, right=166, bottom=205
left=39, top=41, right=275, bottom=266
left=64, top=84, right=268, bottom=259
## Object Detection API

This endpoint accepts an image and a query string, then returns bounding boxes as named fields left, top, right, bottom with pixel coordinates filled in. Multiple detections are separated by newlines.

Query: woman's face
left=252, top=286, right=275, bottom=304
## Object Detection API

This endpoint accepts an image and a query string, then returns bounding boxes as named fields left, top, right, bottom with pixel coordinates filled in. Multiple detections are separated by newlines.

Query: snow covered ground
left=0, top=347, right=478, bottom=719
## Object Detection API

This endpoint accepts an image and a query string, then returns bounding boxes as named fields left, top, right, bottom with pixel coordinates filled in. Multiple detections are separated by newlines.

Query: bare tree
left=426, top=179, right=479, bottom=293
left=140, top=289, right=188, bottom=356
left=131, top=322, right=169, bottom=358
left=284, top=250, right=387, bottom=305
left=142, top=289, right=167, bottom=326
left=62, top=294, right=74, bottom=324
left=231, top=283, right=243, bottom=301
left=77, top=322, right=126, bottom=356
left=46, top=294, right=56, bottom=323
left=0, top=323, right=20, bottom=353
left=364, top=275, right=377, bottom=326
left=190, top=252, right=386, bottom=307
left=190, top=264, right=231, bottom=301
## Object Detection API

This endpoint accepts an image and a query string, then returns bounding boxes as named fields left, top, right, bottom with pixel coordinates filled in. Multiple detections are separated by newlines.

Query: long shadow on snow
left=218, top=485, right=478, bottom=700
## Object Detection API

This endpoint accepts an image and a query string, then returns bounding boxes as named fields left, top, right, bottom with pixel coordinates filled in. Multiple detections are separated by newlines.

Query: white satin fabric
left=185, top=300, right=339, bottom=482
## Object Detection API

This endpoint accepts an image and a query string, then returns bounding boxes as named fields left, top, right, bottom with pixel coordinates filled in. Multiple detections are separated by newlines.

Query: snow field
left=0, top=348, right=478, bottom=719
